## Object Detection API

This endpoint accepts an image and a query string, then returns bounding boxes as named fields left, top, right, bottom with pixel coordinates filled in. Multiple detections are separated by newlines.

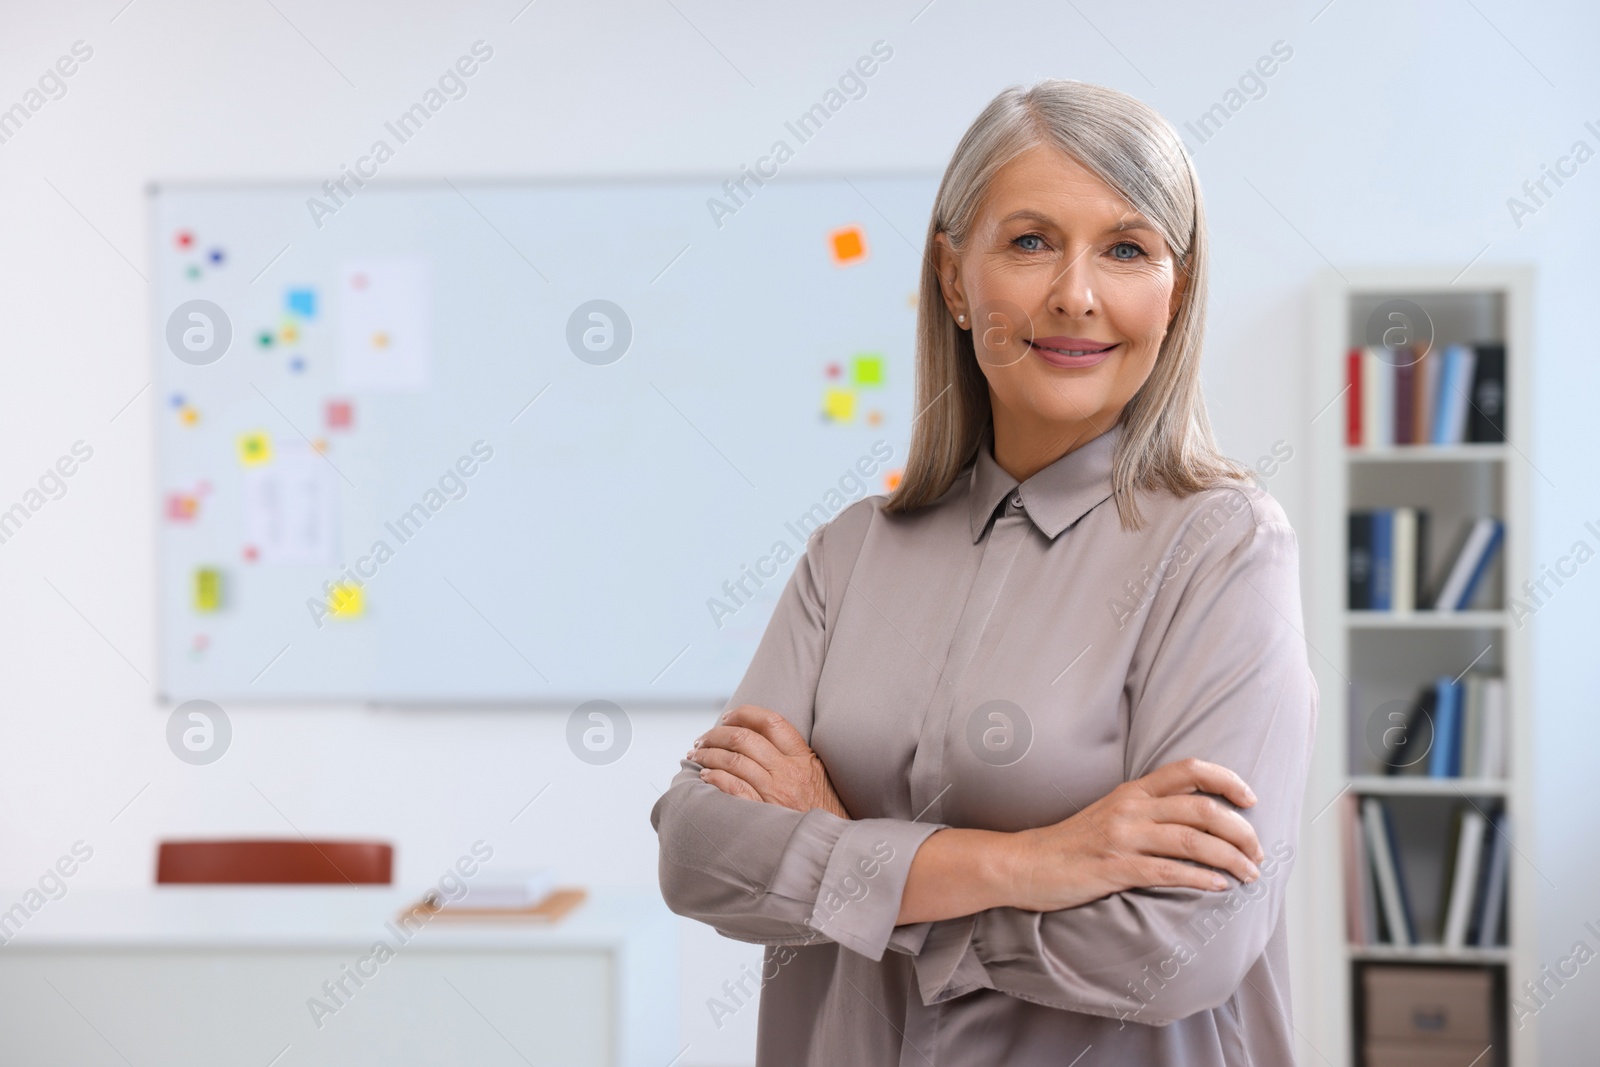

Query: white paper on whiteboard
left=340, top=258, right=432, bottom=391
left=243, top=451, right=338, bottom=565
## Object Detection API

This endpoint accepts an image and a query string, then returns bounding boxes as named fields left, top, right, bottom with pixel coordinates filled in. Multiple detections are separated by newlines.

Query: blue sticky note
left=287, top=287, right=317, bottom=319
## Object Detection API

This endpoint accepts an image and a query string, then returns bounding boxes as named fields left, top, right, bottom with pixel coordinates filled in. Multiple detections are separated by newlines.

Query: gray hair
left=884, top=78, right=1251, bottom=530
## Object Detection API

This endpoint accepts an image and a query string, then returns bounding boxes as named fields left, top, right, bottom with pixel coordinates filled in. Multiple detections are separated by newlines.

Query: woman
left=651, top=78, right=1316, bottom=1065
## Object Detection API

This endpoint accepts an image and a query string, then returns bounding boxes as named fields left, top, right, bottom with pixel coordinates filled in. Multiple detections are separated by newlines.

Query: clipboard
left=398, top=887, right=588, bottom=923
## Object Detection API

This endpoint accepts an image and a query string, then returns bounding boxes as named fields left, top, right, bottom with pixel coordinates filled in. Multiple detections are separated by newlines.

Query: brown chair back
left=156, top=840, right=393, bottom=885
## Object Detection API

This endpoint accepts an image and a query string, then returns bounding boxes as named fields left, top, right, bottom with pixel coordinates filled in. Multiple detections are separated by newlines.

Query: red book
left=1394, top=358, right=1415, bottom=444
left=1346, top=348, right=1363, bottom=446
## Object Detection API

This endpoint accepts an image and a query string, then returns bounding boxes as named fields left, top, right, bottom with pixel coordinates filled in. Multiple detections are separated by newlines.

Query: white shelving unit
left=1304, top=266, right=1535, bottom=1067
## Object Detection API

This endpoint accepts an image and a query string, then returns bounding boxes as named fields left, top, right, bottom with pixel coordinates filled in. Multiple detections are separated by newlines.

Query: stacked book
left=1348, top=510, right=1503, bottom=611
left=1343, top=794, right=1509, bottom=950
left=1346, top=342, right=1507, bottom=447
left=1372, top=671, right=1508, bottom=779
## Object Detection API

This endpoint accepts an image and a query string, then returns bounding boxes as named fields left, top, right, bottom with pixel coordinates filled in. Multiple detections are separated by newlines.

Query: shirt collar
left=967, top=420, right=1121, bottom=543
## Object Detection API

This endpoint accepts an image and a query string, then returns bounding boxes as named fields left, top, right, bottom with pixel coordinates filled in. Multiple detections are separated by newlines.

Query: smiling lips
left=1026, top=335, right=1119, bottom=368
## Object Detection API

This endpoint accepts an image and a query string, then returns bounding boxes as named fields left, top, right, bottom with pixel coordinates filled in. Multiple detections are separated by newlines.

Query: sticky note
left=281, top=323, right=300, bottom=345
left=166, top=493, right=199, bottom=521
left=194, top=568, right=223, bottom=612
left=257, top=331, right=274, bottom=348
left=823, top=387, right=854, bottom=423
left=829, top=225, right=867, bottom=266
left=883, top=468, right=903, bottom=492
left=208, top=248, right=225, bottom=265
left=852, top=353, right=885, bottom=387
left=289, top=356, right=306, bottom=373
left=824, top=362, right=841, bottom=379
left=185, top=265, right=201, bottom=281
left=326, top=400, right=353, bottom=429
left=174, top=231, right=194, bottom=250
left=329, top=582, right=363, bottom=618
left=866, top=409, right=884, bottom=427
left=287, top=288, right=317, bottom=318
left=180, top=406, right=200, bottom=427
left=237, top=431, right=273, bottom=466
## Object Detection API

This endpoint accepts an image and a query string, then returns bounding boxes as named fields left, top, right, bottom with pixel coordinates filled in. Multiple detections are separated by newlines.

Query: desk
left=0, top=888, right=677, bottom=1066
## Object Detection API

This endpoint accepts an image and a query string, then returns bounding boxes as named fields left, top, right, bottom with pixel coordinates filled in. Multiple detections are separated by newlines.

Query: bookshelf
left=1306, top=266, right=1534, bottom=1067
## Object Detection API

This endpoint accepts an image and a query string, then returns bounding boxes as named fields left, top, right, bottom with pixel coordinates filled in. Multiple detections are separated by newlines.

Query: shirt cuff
left=805, top=817, right=946, bottom=961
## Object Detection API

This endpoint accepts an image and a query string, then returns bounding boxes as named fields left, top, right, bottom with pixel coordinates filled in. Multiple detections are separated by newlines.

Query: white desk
left=0, top=888, right=677, bottom=1066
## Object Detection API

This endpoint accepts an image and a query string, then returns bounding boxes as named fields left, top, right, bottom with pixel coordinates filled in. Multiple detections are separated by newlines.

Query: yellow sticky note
left=237, top=431, right=273, bottom=466
left=329, top=582, right=363, bottom=618
left=194, top=568, right=223, bottom=612
left=823, top=387, right=855, bottom=423
left=280, top=322, right=300, bottom=344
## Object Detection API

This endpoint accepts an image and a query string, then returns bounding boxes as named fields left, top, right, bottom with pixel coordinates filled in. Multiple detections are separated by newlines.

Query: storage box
left=1363, top=965, right=1493, bottom=1044
left=1364, top=1039, right=1494, bottom=1067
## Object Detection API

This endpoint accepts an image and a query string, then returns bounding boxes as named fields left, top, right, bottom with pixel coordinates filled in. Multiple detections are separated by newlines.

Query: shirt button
left=1010, top=492, right=1023, bottom=509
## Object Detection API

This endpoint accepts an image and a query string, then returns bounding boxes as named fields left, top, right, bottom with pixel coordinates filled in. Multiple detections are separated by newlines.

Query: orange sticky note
left=829, top=225, right=867, bottom=266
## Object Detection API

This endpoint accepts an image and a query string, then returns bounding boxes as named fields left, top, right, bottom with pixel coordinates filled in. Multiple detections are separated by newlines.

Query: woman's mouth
left=1025, top=337, right=1119, bottom=369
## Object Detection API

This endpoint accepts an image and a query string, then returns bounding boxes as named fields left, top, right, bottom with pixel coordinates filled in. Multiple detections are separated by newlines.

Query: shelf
left=1346, top=445, right=1508, bottom=462
left=1345, top=610, right=1507, bottom=629
left=1347, top=775, right=1508, bottom=797
left=1348, top=943, right=1512, bottom=965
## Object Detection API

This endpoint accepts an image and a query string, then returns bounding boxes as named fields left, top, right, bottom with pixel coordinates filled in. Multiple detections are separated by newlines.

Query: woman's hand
left=1002, top=757, right=1265, bottom=913
left=688, top=704, right=850, bottom=820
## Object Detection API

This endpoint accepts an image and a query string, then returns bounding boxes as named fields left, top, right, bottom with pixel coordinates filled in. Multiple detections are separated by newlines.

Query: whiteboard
left=151, top=174, right=937, bottom=705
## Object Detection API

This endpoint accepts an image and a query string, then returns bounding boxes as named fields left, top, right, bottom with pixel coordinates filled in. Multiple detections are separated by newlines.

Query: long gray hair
left=884, top=79, right=1251, bottom=530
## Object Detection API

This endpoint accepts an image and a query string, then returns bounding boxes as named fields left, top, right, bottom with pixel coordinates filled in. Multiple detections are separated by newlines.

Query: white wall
left=0, top=1, right=1595, bottom=1063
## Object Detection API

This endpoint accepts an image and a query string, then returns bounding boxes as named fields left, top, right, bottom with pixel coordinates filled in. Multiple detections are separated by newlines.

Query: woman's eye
left=1014, top=233, right=1047, bottom=252
left=1110, top=241, right=1147, bottom=261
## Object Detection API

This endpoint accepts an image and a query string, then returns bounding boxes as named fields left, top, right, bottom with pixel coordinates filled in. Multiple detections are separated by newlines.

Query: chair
left=156, top=840, right=393, bottom=884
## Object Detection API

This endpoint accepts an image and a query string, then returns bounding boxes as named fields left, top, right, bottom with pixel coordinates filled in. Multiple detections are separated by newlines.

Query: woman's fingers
left=699, top=768, right=762, bottom=803
left=692, top=724, right=783, bottom=770
left=720, top=704, right=811, bottom=757
left=692, top=745, right=774, bottom=795
left=1139, top=819, right=1261, bottom=886
left=1162, top=793, right=1265, bottom=864
left=1138, top=757, right=1256, bottom=810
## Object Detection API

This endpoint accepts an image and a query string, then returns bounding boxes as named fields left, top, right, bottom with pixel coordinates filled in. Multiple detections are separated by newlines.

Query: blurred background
left=1, top=1, right=1596, bottom=1064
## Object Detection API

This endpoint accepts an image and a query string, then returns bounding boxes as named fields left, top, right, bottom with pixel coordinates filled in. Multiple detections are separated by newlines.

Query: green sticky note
left=852, top=353, right=885, bottom=387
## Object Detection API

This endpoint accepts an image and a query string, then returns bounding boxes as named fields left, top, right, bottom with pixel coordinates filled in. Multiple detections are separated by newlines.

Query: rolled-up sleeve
left=650, top=511, right=947, bottom=961
left=910, top=512, right=1318, bottom=1025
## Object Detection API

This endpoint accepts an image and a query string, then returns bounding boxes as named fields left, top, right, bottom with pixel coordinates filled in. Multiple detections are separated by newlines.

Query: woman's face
left=934, top=143, right=1185, bottom=454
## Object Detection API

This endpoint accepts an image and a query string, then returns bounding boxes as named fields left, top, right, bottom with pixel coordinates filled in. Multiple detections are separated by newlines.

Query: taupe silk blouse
left=651, top=419, right=1318, bottom=1065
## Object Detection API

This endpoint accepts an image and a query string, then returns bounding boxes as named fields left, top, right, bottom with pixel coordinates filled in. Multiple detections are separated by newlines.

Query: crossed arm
left=690, top=705, right=1266, bottom=926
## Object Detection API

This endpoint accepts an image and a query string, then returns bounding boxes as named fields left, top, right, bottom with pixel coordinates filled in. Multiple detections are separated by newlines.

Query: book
left=1363, top=797, right=1414, bottom=945
left=1348, top=512, right=1374, bottom=610
left=1341, top=793, right=1373, bottom=944
left=1431, top=517, right=1504, bottom=611
left=1441, top=807, right=1487, bottom=948
left=1346, top=347, right=1363, bottom=446
left=1467, top=343, right=1508, bottom=443
left=1394, top=358, right=1416, bottom=444
left=1436, top=344, right=1479, bottom=444
left=1383, top=685, right=1436, bottom=777
left=1478, top=677, right=1507, bottom=778
left=1429, top=677, right=1460, bottom=778
left=1371, top=510, right=1394, bottom=611
left=1417, top=344, right=1441, bottom=448
left=1364, top=347, right=1391, bottom=447
left=1392, top=507, right=1417, bottom=613
left=1473, top=810, right=1511, bottom=947
left=1460, top=674, right=1485, bottom=779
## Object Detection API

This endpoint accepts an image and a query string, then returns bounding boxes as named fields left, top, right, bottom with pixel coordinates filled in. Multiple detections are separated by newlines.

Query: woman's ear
left=1167, top=256, right=1189, bottom=324
left=932, top=231, right=967, bottom=324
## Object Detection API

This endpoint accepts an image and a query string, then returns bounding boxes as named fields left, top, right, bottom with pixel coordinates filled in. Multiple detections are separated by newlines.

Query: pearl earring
left=957, top=313, right=966, bottom=324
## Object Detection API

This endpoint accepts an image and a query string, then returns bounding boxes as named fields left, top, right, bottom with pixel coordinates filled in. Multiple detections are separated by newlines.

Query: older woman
left=651, top=78, right=1316, bottom=1065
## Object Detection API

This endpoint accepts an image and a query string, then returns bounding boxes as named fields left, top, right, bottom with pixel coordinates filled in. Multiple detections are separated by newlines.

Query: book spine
left=1371, top=509, right=1394, bottom=611
left=1454, top=519, right=1505, bottom=610
left=1468, top=343, right=1507, bottom=443
left=1346, top=347, right=1363, bottom=447
left=1348, top=512, right=1373, bottom=610
left=1394, top=358, right=1415, bottom=445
